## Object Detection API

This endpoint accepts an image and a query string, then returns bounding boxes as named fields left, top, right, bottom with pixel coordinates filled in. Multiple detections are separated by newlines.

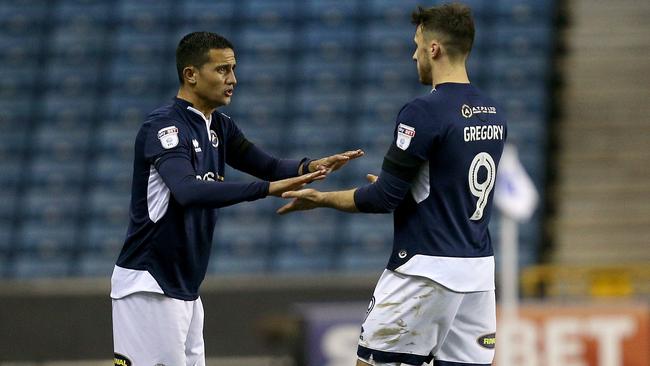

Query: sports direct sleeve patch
left=396, top=123, right=416, bottom=150
left=158, top=126, right=179, bottom=149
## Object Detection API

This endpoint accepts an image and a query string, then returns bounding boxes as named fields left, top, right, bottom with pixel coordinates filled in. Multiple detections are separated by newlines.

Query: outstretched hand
left=268, top=170, right=327, bottom=197
left=276, top=189, right=322, bottom=215
left=308, top=149, right=364, bottom=173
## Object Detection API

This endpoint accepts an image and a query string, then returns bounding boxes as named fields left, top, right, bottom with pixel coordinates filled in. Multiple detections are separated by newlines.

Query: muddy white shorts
left=112, top=292, right=205, bottom=366
left=358, top=270, right=496, bottom=366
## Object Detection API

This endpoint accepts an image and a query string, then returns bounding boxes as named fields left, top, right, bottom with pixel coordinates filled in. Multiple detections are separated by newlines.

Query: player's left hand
left=308, top=149, right=364, bottom=173
left=276, top=189, right=322, bottom=215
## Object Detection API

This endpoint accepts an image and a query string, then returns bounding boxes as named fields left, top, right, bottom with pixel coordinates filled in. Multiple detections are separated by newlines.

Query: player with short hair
left=110, top=31, right=363, bottom=366
left=278, top=4, right=506, bottom=365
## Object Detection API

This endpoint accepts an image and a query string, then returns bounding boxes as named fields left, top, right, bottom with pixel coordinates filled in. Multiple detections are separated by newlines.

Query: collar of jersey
left=174, top=97, right=213, bottom=133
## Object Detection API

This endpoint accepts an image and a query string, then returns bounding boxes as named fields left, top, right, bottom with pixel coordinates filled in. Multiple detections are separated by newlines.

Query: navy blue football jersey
left=111, top=97, right=270, bottom=300
left=387, top=83, right=506, bottom=291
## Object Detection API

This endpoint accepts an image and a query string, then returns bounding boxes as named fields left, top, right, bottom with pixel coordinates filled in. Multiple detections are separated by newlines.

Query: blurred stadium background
left=0, top=0, right=648, bottom=365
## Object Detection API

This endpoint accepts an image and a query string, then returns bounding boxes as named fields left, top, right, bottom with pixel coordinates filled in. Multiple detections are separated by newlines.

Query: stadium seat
left=96, top=123, right=137, bottom=155
left=52, top=0, right=112, bottom=29
left=22, top=188, right=82, bottom=222
left=81, top=221, right=127, bottom=256
left=339, top=215, right=393, bottom=271
left=116, top=0, right=174, bottom=29
left=494, top=25, right=555, bottom=57
left=305, top=0, right=359, bottom=25
left=243, top=0, right=298, bottom=23
left=272, top=211, right=340, bottom=272
left=210, top=216, right=272, bottom=274
left=87, top=187, right=131, bottom=225
left=368, top=0, right=421, bottom=22
left=17, top=220, right=78, bottom=253
left=42, top=95, right=96, bottom=127
left=489, top=89, right=549, bottom=123
left=0, top=1, right=48, bottom=34
left=363, top=21, right=413, bottom=57
left=78, top=250, right=118, bottom=277
left=0, top=158, right=23, bottom=192
left=91, top=154, right=133, bottom=190
left=49, top=26, right=106, bottom=62
left=233, top=59, right=292, bottom=96
left=297, top=55, right=355, bottom=89
left=27, top=156, right=86, bottom=189
left=45, top=62, right=102, bottom=96
left=11, top=251, right=71, bottom=278
left=303, top=23, right=357, bottom=54
left=294, top=87, right=351, bottom=120
left=0, top=191, right=17, bottom=221
left=0, top=219, right=12, bottom=249
left=103, top=94, right=162, bottom=122
left=495, top=0, right=556, bottom=25
left=179, top=0, right=236, bottom=27
left=108, top=60, right=167, bottom=97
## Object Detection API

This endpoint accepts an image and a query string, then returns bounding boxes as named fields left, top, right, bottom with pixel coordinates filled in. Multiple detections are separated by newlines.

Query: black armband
left=381, top=144, right=426, bottom=182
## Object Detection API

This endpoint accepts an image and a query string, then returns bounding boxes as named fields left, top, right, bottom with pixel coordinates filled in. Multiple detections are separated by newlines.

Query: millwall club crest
left=396, top=123, right=415, bottom=150
left=157, top=126, right=179, bottom=149
left=210, top=130, right=219, bottom=148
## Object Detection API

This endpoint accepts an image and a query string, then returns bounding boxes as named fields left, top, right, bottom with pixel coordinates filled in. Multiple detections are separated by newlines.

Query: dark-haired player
left=279, top=4, right=506, bottom=365
left=110, top=32, right=363, bottom=366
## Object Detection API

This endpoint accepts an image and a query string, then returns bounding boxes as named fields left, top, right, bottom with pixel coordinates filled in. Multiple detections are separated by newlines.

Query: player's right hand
left=268, top=169, right=327, bottom=197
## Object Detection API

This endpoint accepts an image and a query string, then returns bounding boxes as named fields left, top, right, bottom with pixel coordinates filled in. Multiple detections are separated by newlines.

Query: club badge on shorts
left=158, top=126, right=179, bottom=149
left=396, top=123, right=416, bottom=150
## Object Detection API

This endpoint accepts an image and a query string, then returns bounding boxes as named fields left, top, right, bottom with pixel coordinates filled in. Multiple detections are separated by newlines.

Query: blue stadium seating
left=305, top=0, right=359, bottom=25
left=87, top=187, right=131, bottom=225
left=11, top=254, right=71, bottom=278
left=78, top=251, right=117, bottom=277
left=243, top=0, right=298, bottom=23
left=81, top=221, right=126, bottom=256
left=0, top=191, right=17, bottom=221
left=210, top=215, right=272, bottom=273
left=18, top=220, right=77, bottom=253
left=0, top=220, right=12, bottom=252
left=273, top=211, right=339, bottom=272
left=339, top=215, right=393, bottom=271
left=0, top=0, right=555, bottom=278
left=50, top=26, right=107, bottom=61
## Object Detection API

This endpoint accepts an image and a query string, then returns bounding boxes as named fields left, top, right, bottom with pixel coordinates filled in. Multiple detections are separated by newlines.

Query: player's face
left=413, top=26, right=433, bottom=85
left=194, top=48, right=237, bottom=107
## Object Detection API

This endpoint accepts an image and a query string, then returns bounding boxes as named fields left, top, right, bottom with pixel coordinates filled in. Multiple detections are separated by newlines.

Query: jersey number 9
left=468, top=152, right=496, bottom=221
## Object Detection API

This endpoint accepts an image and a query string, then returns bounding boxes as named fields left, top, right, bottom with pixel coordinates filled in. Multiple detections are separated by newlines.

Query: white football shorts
left=358, top=270, right=496, bottom=366
left=112, top=292, right=205, bottom=366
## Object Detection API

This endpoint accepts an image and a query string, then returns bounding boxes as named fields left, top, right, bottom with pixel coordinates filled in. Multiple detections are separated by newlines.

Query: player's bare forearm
left=277, top=188, right=359, bottom=214
left=319, top=189, right=359, bottom=212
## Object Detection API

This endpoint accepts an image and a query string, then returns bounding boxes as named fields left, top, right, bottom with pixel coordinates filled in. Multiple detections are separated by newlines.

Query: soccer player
left=110, top=32, right=363, bottom=366
left=278, top=4, right=506, bottom=366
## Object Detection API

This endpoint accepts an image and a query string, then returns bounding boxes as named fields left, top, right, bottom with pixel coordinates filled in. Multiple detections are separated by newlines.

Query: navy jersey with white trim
left=114, top=97, right=274, bottom=300
left=358, top=83, right=506, bottom=291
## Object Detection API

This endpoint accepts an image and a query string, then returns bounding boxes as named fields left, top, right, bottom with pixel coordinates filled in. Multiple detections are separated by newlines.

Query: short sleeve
left=143, top=118, right=191, bottom=166
left=392, top=100, right=438, bottom=161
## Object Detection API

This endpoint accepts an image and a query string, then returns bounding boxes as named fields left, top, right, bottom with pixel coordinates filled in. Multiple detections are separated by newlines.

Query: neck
left=431, top=60, right=470, bottom=87
left=177, top=87, right=216, bottom=117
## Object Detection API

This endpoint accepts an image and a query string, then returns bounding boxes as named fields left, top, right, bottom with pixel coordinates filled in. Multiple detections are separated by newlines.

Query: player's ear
left=183, top=66, right=197, bottom=85
left=430, top=40, right=441, bottom=60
